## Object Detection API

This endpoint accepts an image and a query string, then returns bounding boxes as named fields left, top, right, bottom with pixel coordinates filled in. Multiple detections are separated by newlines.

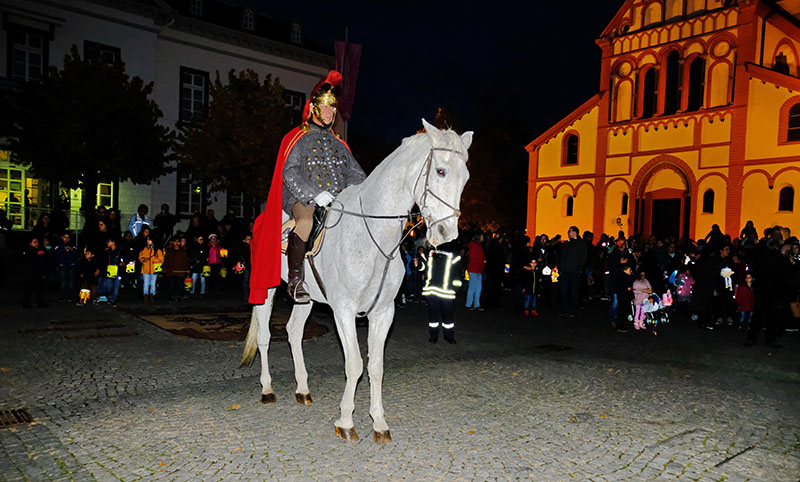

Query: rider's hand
left=313, top=191, right=335, bottom=207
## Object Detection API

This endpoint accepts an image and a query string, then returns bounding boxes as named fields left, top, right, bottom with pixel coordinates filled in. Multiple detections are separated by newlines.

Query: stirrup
left=290, top=281, right=311, bottom=304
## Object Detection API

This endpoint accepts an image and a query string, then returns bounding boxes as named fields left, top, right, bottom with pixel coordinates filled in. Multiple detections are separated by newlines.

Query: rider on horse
left=248, top=70, right=366, bottom=305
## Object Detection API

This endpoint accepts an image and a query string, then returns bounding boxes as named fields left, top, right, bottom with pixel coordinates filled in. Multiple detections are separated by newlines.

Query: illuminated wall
left=526, top=0, right=800, bottom=240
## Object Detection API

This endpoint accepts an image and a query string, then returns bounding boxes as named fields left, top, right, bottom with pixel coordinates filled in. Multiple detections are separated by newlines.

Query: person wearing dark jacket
left=97, top=238, right=123, bottom=306
left=612, top=264, right=635, bottom=331
left=559, top=226, right=588, bottom=316
left=21, top=236, right=48, bottom=308
left=420, top=241, right=463, bottom=344
left=188, top=235, right=209, bottom=296
left=162, top=238, right=190, bottom=302
left=55, top=232, right=78, bottom=302
left=746, top=240, right=791, bottom=347
left=76, top=248, right=100, bottom=304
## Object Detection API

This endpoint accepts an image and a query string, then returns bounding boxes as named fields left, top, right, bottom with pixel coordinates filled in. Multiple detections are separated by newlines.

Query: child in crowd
left=163, top=238, right=190, bottom=303
left=207, top=233, right=222, bottom=293
left=519, top=257, right=539, bottom=316
left=21, top=236, right=48, bottom=308
left=612, top=264, right=635, bottom=332
left=77, top=248, right=99, bottom=305
left=138, top=235, right=164, bottom=303
left=237, top=232, right=252, bottom=302
left=98, top=238, right=123, bottom=306
left=674, top=266, right=694, bottom=316
left=632, top=268, right=653, bottom=330
left=55, top=232, right=78, bottom=302
left=734, top=271, right=755, bottom=331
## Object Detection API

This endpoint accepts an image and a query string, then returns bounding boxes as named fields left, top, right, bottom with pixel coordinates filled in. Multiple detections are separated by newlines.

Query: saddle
left=281, top=206, right=328, bottom=257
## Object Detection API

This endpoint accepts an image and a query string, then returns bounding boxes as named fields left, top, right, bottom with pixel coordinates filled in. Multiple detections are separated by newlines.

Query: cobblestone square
left=1, top=290, right=798, bottom=481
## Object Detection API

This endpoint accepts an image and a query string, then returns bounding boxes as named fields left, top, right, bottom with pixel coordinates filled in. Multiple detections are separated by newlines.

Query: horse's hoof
left=334, top=425, right=359, bottom=441
left=373, top=430, right=392, bottom=444
left=295, top=393, right=313, bottom=405
left=261, top=393, right=276, bottom=404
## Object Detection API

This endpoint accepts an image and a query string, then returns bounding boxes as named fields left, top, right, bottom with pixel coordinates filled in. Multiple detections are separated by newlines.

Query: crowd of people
left=2, top=199, right=799, bottom=349
left=397, top=222, right=800, bottom=348
left=0, top=203, right=253, bottom=308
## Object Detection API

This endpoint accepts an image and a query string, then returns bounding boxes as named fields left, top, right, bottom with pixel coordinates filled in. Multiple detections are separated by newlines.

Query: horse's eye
left=436, top=168, right=446, bottom=177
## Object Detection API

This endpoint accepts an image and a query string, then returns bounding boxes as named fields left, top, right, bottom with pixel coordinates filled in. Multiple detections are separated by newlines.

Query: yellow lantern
left=125, top=261, right=136, bottom=273
left=220, top=248, right=229, bottom=258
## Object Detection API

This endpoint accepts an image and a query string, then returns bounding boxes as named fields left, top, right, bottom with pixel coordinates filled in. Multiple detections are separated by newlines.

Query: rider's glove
left=313, top=191, right=335, bottom=207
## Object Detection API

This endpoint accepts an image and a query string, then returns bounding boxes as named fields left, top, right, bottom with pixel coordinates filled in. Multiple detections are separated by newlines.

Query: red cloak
left=248, top=127, right=307, bottom=304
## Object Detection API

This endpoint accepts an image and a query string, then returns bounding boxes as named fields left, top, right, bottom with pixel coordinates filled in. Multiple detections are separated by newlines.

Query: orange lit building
left=525, top=0, right=800, bottom=241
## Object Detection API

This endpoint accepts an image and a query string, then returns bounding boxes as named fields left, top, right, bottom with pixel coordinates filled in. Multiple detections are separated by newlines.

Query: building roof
left=601, top=0, right=800, bottom=40
left=525, top=93, right=604, bottom=152
left=159, top=0, right=330, bottom=55
left=745, top=61, right=800, bottom=90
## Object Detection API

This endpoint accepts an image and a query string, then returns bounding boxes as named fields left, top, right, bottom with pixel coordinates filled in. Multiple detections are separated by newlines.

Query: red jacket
left=735, top=284, right=754, bottom=312
left=466, top=241, right=485, bottom=274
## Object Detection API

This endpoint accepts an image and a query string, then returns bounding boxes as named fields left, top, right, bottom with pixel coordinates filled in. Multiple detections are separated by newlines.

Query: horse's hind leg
left=256, top=291, right=276, bottom=403
left=332, top=308, right=362, bottom=441
left=286, top=302, right=314, bottom=404
left=367, top=305, right=394, bottom=444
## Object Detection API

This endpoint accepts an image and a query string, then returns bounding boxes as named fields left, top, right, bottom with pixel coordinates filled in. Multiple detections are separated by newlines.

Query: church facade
left=526, top=0, right=800, bottom=241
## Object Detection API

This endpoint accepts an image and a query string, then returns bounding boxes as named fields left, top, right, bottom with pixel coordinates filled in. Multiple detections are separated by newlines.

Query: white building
left=0, top=0, right=332, bottom=231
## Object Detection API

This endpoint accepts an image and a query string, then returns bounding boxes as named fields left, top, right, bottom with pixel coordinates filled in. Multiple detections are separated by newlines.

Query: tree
left=174, top=69, right=292, bottom=216
left=3, top=45, right=174, bottom=213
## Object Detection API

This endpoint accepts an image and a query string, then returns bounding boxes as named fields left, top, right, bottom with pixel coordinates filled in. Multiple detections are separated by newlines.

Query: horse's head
left=415, top=118, right=472, bottom=246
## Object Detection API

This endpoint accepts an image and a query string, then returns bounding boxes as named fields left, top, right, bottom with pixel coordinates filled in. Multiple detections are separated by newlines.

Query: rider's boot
left=287, top=231, right=311, bottom=304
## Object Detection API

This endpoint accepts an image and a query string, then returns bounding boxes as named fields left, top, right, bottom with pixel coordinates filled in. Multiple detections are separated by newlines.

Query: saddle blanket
left=281, top=219, right=325, bottom=257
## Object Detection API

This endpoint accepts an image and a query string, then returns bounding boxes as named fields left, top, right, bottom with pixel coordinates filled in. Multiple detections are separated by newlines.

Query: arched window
left=563, top=134, right=579, bottom=165
left=788, top=104, right=800, bottom=142
left=641, top=68, right=657, bottom=118
left=621, top=193, right=629, bottom=215
left=702, top=189, right=715, bottom=213
left=643, top=2, right=663, bottom=27
left=686, top=0, right=706, bottom=15
left=241, top=9, right=255, bottom=30
left=663, top=51, right=682, bottom=115
left=686, top=57, right=705, bottom=112
left=779, top=186, right=794, bottom=212
left=665, top=0, right=684, bottom=20
left=566, top=196, right=574, bottom=217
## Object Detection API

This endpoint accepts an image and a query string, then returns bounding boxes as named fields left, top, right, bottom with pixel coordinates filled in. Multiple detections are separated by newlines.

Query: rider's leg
left=288, top=203, right=314, bottom=303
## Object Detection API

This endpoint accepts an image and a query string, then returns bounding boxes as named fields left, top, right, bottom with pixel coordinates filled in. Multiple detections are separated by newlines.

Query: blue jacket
left=55, top=243, right=78, bottom=268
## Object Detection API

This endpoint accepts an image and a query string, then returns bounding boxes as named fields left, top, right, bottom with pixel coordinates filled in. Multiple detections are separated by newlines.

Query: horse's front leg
left=332, top=307, right=362, bottom=441
left=286, top=302, right=314, bottom=404
left=367, top=303, right=395, bottom=444
left=256, top=291, right=276, bottom=403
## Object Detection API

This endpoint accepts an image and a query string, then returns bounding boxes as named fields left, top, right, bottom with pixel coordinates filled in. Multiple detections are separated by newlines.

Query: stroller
left=629, top=291, right=672, bottom=335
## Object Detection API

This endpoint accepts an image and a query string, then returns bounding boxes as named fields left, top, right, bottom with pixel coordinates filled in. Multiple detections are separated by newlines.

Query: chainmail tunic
left=282, top=123, right=366, bottom=214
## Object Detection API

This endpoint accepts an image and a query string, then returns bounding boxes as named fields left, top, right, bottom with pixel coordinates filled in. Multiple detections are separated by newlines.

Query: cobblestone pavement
left=0, top=287, right=798, bottom=481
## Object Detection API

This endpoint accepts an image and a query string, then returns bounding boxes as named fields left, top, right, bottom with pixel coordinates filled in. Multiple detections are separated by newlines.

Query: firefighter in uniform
left=420, top=241, right=463, bottom=343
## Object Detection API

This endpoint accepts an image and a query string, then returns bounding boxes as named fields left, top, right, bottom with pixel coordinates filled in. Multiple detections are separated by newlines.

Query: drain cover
left=0, top=409, right=33, bottom=428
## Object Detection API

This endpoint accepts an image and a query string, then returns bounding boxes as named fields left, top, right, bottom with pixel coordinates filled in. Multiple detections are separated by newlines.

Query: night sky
left=259, top=1, right=622, bottom=147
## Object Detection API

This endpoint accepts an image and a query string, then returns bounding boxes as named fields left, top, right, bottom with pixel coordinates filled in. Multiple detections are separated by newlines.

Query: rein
left=318, top=145, right=465, bottom=317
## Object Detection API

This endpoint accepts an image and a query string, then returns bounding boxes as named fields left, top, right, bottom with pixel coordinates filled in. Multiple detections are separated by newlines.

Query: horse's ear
left=421, top=118, right=444, bottom=144
left=460, top=131, right=474, bottom=150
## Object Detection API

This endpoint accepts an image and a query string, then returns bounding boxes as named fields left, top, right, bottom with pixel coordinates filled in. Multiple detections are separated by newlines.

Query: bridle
left=319, top=144, right=467, bottom=316
left=412, top=147, right=465, bottom=230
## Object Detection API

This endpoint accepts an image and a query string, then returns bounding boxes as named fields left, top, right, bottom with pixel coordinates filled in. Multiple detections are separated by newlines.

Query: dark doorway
left=651, top=198, right=681, bottom=239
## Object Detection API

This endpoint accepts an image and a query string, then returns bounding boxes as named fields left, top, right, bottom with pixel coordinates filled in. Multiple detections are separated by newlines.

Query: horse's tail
left=240, top=308, right=259, bottom=367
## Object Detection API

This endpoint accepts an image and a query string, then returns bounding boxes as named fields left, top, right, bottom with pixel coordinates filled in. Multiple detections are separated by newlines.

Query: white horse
left=241, top=119, right=472, bottom=443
